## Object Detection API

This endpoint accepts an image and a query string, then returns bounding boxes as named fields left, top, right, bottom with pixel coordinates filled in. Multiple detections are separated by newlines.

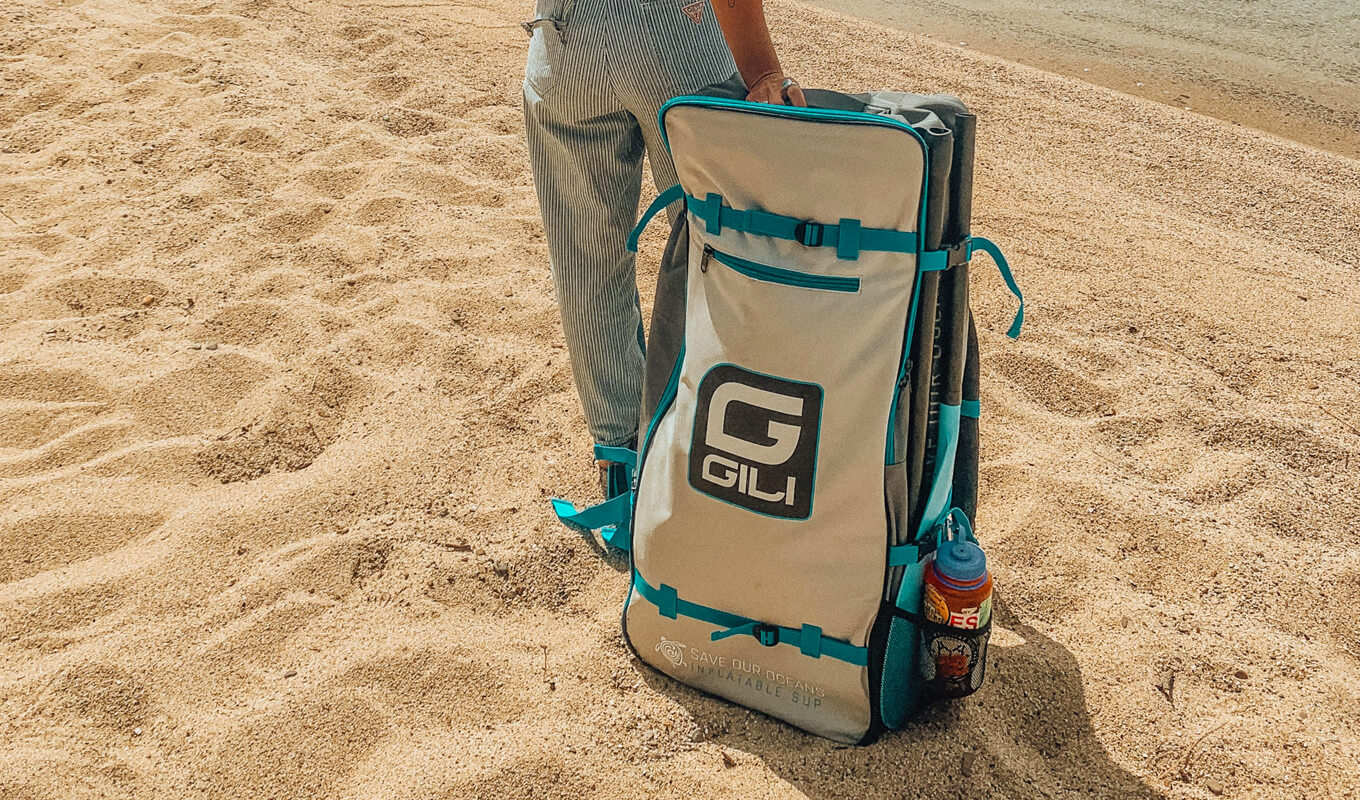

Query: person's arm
left=711, top=0, right=805, bottom=106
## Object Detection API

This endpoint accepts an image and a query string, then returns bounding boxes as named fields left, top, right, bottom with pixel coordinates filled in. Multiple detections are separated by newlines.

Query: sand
left=1, top=0, right=1358, bottom=798
left=805, top=0, right=1360, bottom=161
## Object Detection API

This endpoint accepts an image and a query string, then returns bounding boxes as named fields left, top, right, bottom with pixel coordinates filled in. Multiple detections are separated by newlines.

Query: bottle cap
left=935, top=539, right=987, bottom=583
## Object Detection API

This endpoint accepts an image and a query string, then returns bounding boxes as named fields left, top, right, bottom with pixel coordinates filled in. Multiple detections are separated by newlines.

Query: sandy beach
left=809, top=0, right=1360, bottom=160
left=2, top=0, right=1360, bottom=798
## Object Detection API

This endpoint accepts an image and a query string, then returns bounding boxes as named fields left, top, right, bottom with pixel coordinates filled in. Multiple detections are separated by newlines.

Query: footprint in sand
left=0, top=417, right=137, bottom=480
left=0, top=578, right=129, bottom=639
left=194, top=356, right=363, bottom=484
left=0, top=513, right=164, bottom=584
left=200, top=692, right=388, bottom=800
left=200, top=596, right=336, bottom=666
left=1204, top=415, right=1351, bottom=473
left=12, top=232, right=75, bottom=257
left=352, top=32, right=399, bottom=55
left=110, top=51, right=196, bottom=85
left=197, top=300, right=302, bottom=350
left=297, top=166, right=367, bottom=199
left=363, top=74, right=416, bottom=101
left=351, top=196, right=421, bottom=226
left=289, top=228, right=383, bottom=278
left=379, top=107, right=451, bottom=138
left=48, top=664, right=152, bottom=730
left=336, top=648, right=530, bottom=726
left=0, top=365, right=107, bottom=404
left=45, top=275, right=168, bottom=314
left=127, top=353, right=274, bottom=437
left=206, top=121, right=286, bottom=153
left=256, top=204, right=332, bottom=244
left=0, top=400, right=107, bottom=452
left=0, top=271, right=29, bottom=295
left=991, top=349, right=1118, bottom=418
left=450, top=760, right=592, bottom=798
left=152, top=14, right=250, bottom=40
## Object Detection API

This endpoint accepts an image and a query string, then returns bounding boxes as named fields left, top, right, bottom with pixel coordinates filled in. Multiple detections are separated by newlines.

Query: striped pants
left=523, top=0, right=736, bottom=447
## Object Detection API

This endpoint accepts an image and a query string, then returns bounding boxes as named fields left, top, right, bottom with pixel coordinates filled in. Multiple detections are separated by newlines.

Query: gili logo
left=655, top=637, right=686, bottom=667
left=689, top=364, right=821, bottom=519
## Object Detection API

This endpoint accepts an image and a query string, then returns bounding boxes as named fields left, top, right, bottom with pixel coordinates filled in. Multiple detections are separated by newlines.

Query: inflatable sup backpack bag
left=553, top=88, right=1024, bottom=743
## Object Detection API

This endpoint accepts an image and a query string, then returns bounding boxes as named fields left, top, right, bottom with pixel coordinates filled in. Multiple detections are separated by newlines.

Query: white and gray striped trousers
left=523, top=0, right=736, bottom=446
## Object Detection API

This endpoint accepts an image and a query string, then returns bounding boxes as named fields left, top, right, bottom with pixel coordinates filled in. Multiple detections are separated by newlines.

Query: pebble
left=1207, top=778, right=1225, bottom=795
left=141, top=295, right=157, bottom=307
left=133, top=727, right=143, bottom=736
left=205, top=343, right=218, bottom=351
left=961, top=752, right=977, bottom=776
left=721, top=749, right=737, bottom=768
left=284, top=669, right=297, bottom=678
left=1234, top=669, right=1249, bottom=680
left=494, top=561, right=510, bottom=577
left=475, top=547, right=486, bottom=556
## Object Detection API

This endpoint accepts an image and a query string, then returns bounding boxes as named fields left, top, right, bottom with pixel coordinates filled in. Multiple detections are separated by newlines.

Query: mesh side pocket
left=916, top=617, right=990, bottom=699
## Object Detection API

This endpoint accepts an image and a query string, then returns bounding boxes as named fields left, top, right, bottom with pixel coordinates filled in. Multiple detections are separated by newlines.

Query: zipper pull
left=700, top=245, right=712, bottom=273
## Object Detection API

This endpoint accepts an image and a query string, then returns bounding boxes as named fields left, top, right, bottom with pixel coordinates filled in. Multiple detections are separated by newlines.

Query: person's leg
left=524, top=41, right=648, bottom=451
left=614, top=0, right=739, bottom=206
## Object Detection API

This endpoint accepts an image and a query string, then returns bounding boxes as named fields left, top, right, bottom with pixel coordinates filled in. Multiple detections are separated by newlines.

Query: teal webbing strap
left=592, top=444, right=637, bottom=467
left=961, top=399, right=981, bottom=419
left=626, top=183, right=686, bottom=252
left=599, top=523, right=631, bottom=551
left=632, top=571, right=868, bottom=666
left=946, top=507, right=978, bottom=544
left=971, top=236, right=1025, bottom=338
left=915, top=403, right=962, bottom=539
left=888, top=543, right=925, bottom=567
left=683, top=194, right=919, bottom=258
left=551, top=493, right=632, bottom=551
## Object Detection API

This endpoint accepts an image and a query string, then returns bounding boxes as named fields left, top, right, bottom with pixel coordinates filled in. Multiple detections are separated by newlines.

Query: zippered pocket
left=702, top=246, right=860, bottom=293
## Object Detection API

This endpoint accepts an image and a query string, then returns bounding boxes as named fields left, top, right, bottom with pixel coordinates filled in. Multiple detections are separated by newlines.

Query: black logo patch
left=689, top=364, right=822, bottom=519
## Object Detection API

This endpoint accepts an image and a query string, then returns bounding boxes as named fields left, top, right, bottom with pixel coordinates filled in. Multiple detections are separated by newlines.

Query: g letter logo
left=689, top=365, right=821, bottom=519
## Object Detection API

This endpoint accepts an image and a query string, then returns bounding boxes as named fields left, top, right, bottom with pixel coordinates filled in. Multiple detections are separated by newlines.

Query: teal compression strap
left=683, top=194, right=918, bottom=259
left=551, top=493, right=632, bottom=551
left=971, top=236, right=1025, bottom=338
left=919, top=238, right=974, bottom=272
left=888, top=542, right=934, bottom=566
left=592, top=444, right=637, bottom=467
left=961, top=399, right=980, bottom=419
left=632, top=571, right=868, bottom=666
left=627, top=183, right=686, bottom=252
left=915, top=403, right=962, bottom=539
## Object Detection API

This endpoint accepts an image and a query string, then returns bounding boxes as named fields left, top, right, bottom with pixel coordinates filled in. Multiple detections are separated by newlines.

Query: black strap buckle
left=945, top=238, right=972, bottom=268
left=793, top=221, right=824, bottom=247
left=753, top=624, right=780, bottom=646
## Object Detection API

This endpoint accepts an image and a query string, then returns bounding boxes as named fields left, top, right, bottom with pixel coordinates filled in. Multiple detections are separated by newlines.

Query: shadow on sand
left=636, top=596, right=1165, bottom=799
